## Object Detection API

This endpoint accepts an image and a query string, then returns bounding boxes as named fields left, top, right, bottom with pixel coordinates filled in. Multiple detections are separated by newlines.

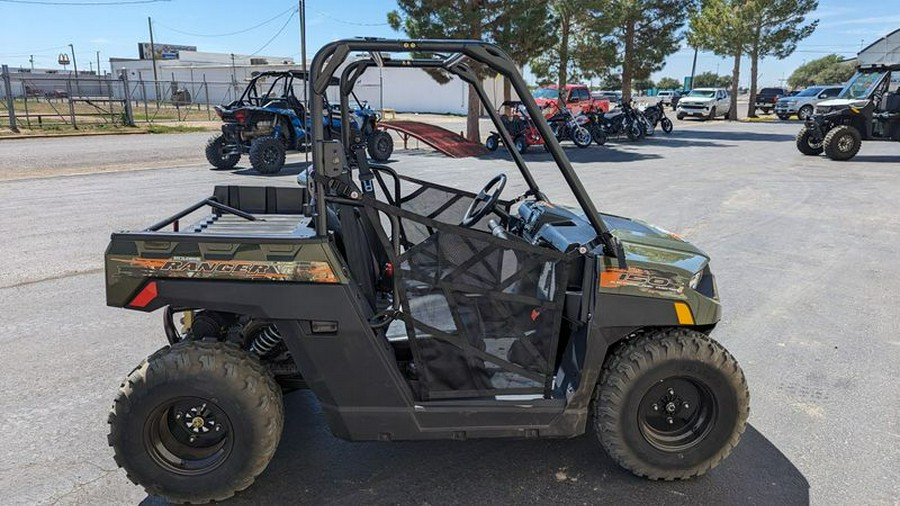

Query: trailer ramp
left=380, top=120, right=488, bottom=158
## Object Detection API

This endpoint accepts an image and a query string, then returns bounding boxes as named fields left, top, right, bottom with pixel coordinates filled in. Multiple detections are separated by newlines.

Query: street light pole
left=29, top=55, right=34, bottom=71
left=148, top=16, right=160, bottom=101
left=689, top=46, right=698, bottom=91
left=96, top=50, right=101, bottom=76
left=69, top=43, right=80, bottom=96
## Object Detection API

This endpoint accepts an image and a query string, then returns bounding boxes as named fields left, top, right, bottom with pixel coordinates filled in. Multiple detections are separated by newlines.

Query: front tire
left=795, top=126, right=824, bottom=155
left=367, top=130, right=394, bottom=161
left=707, top=106, right=717, bottom=121
left=626, top=121, right=643, bottom=141
left=798, top=105, right=813, bottom=121
left=591, top=126, right=607, bottom=146
left=249, top=136, right=286, bottom=174
left=573, top=126, right=592, bottom=148
left=660, top=117, right=673, bottom=133
left=205, top=135, right=240, bottom=170
left=485, top=133, right=500, bottom=151
left=108, top=341, right=284, bottom=504
left=823, top=125, right=861, bottom=161
left=514, top=134, right=528, bottom=154
left=594, top=328, right=749, bottom=480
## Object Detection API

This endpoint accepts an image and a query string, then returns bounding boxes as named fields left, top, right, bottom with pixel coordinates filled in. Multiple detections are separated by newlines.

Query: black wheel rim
left=638, top=377, right=716, bottom=452
left=263, top=146, right=279, bottom=166
left=144, top=396, right=233, bottom=476
left=377, top=134, right=391, bottom=153
left=837, top=134, right=855, bottom=152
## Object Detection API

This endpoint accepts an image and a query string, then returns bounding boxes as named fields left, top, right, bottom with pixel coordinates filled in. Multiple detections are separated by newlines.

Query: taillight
left=235, top=110, right=248, bottom=124
left=129, top=281, right=158, bottom=308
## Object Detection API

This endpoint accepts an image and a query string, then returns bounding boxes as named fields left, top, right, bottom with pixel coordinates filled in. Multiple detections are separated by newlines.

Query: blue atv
left=206, top=70, right=393, bottom=174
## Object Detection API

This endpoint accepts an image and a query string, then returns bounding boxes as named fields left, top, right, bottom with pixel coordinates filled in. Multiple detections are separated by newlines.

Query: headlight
left=689, top=269, right=704, bottom=289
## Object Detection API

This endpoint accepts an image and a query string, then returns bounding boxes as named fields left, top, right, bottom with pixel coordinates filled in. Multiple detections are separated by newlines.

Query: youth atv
left=796, top=64, right=900, bottom=161
left=485, top=100, right=547, bottom=154
left=205, top=70, right=393, bottom=174
left=106, top=39, right=749, bottom=504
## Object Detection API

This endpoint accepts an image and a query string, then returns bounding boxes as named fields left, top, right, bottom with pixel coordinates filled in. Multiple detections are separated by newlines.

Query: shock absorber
left=249, top=325, right=282, bottom=356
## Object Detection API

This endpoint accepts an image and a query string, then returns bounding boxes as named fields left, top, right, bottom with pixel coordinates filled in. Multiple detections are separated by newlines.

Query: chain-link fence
left=1, top=64, right=246, bottom=131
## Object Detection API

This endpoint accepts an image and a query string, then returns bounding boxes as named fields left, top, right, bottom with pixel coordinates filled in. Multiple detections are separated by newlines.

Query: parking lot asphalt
left=1, top=120, right=898, bottom=505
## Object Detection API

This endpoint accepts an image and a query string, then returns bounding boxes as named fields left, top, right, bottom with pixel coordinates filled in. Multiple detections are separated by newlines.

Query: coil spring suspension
left=250, top=325, right=281, bottom=356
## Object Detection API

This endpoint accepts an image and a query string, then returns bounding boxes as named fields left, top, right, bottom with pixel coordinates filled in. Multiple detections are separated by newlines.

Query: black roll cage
left=307, top=38, right=616, bottom=254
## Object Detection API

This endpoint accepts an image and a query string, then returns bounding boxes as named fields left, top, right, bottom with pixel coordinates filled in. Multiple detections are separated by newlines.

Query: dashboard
left=513, top=201, right=598, bottom=253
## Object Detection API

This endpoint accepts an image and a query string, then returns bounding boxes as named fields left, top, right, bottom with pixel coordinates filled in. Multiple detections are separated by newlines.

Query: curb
left=0, top=129, right=149, bottom=141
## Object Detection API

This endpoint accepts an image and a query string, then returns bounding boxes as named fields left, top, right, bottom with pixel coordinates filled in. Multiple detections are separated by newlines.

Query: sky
left=1, top=0, right=898, bottom=88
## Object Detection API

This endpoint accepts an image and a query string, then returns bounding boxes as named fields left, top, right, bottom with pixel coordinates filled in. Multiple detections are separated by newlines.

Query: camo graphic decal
left=599, top=267, right=685, bottom=297
left=111, top=257, right=338, bottom=283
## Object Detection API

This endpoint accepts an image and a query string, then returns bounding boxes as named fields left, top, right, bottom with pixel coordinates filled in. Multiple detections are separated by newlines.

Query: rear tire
left=795, top=126, right=824, bottom=155
left=367, top=130, right=394, bottom=161
left=823, top=125, right=861, bottom=161
left=776, top=113, right=790, bottom=120
left=108, top=340, right=284, bottom=504
left=205, top=135, right=240, bottom=170
left=249, top=136, right=286, bottom=174
left=594, top=328, right=749, bottom=480
left=626, top=121, right=643, bottom=141
left=676, top=112, right=686, bottom=120
left=591, top=127, right=607, bottom=146
left=514, top=134, right=528, bottom=154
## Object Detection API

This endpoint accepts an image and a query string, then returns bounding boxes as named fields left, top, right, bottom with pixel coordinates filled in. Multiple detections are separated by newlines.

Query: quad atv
left=206, top=70, right=393, bottom=174
left=796, top=64, right=900, bottom=161
left=106, top=39, right=749, bottom=504
left=485, top=100, right=547, bottom=154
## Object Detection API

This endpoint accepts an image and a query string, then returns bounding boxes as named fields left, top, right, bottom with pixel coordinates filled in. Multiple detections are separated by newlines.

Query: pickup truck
left=676, top=88, right=731, bottom=120
left=755, top=87, right=787, bottom=114
left=533, top=84, right=610, bottom=115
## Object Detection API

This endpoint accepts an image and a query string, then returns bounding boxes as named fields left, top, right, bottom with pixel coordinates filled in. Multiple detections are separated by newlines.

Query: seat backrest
left=884, top=93, right=900, bottom=113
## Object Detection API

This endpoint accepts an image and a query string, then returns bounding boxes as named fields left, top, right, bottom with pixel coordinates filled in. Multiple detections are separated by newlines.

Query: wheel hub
left=639, top=377, right=716, bottom=452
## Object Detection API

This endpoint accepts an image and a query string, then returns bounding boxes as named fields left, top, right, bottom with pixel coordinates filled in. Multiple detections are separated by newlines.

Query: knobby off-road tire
left=823, top=125, right=861, bottom=161
left=485, top=133, right=500, bottom=151
left=249, top=136, right=286, bottom=174
left=514, top=134, right=528, bottom=154
left=795, top=126, right=824, bottom=155
left=205, top=135, right=241, bottom=170
left=367, top=130, right=394, bottom=161
left=108, top=340, right=284, bottom=504
left=593, top=328, right=749, bottom=480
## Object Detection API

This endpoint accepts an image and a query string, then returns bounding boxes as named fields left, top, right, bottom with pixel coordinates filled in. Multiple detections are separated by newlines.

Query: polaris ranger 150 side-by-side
left=106, top=39, right=750, bottom=504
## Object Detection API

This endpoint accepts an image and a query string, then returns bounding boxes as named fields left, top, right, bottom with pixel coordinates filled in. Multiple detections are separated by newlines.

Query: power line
left=309, top=7, right=390, bottom=26
left=156, top=5, right=297, bottom=38
left=0, top=0, right=169, bottom=5
left=249, top=8, right=298, bottom=56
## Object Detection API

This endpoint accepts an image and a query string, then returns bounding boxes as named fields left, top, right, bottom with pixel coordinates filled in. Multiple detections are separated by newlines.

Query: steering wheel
left=461, top=173, right=507, bottom=227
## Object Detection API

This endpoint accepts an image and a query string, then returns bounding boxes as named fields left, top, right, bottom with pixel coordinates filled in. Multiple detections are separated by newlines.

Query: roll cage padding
left=306, top=39, right=616, bottom=257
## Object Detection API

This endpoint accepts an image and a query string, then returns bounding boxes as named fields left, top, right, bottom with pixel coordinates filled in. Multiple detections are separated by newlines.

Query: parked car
left=534, top=84, right=611, bottom=115
left=676, top=88, right=731, bottom=120
left=775, top=85, right=843, bottom=120
left=656, top=90, right=682, bottom=109
left=592, top=90, right=622, bottom=105
left=755, top=87, right=787, bottom=114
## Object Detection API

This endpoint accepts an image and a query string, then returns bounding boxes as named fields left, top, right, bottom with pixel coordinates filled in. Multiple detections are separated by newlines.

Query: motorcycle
left=599, top=100, right=644, bottom=141
left=545, top=106, right=593, bottom=148
left=640, top=101, right=674, bottom=135
left=580, top=111, right=608, bottom=146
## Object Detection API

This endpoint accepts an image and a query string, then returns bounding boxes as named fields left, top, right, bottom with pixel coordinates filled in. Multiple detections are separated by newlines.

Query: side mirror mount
left=318, top=140, right=346, bottom=178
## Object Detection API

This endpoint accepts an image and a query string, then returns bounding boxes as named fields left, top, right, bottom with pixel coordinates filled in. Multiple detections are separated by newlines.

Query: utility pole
left=689, top=46, right=698, bottom=91
left=29, top=55, right=34, bottom=71
left=69, top=43, right=80, bottom=96
left=230, top=53, right=238, bottom=99
left=96, top=50, right=101, bottom=76
left=299, top=0, right=308, bottom=164
left=148, top=16, right=160, bottom=101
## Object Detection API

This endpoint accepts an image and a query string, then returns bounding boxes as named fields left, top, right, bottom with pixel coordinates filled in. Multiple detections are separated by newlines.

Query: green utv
left=105, top=39, right=749, bottom=504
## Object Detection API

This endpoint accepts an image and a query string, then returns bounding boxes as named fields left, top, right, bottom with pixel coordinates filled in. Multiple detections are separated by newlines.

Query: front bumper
left=775, top=103, right=798, bottom=113
left=677, top=103, right=711, bottom=116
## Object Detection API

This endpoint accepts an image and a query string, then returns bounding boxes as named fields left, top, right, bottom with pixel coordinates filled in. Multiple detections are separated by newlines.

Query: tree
left=633, top=78, right=655, bottom=92
left=489, top=1, right=554, bottom=107
left=787, top=54, right=855, bottom=88
left=530, top=1, right=612, bottom=108
left=689, top=0, right=757, bottom=120
left=387, top=1, right=551, bottom=142
left=586, top=0, right=686, bottom=102
left=599, top=73, right=622, bottom=90
left=745, top=0, right=818, bottom=117
left=657, top=76, right=682, bottom=90
left=692, top=70, right=729, bottom=88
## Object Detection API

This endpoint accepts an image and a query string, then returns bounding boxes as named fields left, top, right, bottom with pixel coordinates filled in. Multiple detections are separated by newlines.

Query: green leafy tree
left=689, top=0, right=756, bottom=120
left=787, top=54, right=855, bottom=88
left=531, top=1, right=613, bottom=107
left=745, top=0, right=818, bottom=116
left=387, top=1, right=551, bottom=142
left=692, top=70, right=728, bottom=88
left=598, top=73, right=623, bottom=90
left=633, top=78, right=655, bottom=92
left=656, top=76, right=682, bottom=90
left=586, top=0, right=686, bottom=102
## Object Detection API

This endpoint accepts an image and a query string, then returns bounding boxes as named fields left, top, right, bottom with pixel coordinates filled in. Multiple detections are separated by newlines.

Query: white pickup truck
left=676, top=88, right=731, bottom=120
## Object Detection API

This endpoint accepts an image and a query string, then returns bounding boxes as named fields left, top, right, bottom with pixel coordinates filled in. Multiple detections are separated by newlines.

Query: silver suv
left=775, top=85, right=843, bottom=120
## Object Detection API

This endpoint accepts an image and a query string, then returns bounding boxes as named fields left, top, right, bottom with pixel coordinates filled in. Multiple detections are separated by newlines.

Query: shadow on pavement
left=143, top=391, right=809, bottom=505
left=847, top=155, right=899, bottom=163
left=230, top=161, right=312, bottom=177
left=672, top=128, right=796, bottom=143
